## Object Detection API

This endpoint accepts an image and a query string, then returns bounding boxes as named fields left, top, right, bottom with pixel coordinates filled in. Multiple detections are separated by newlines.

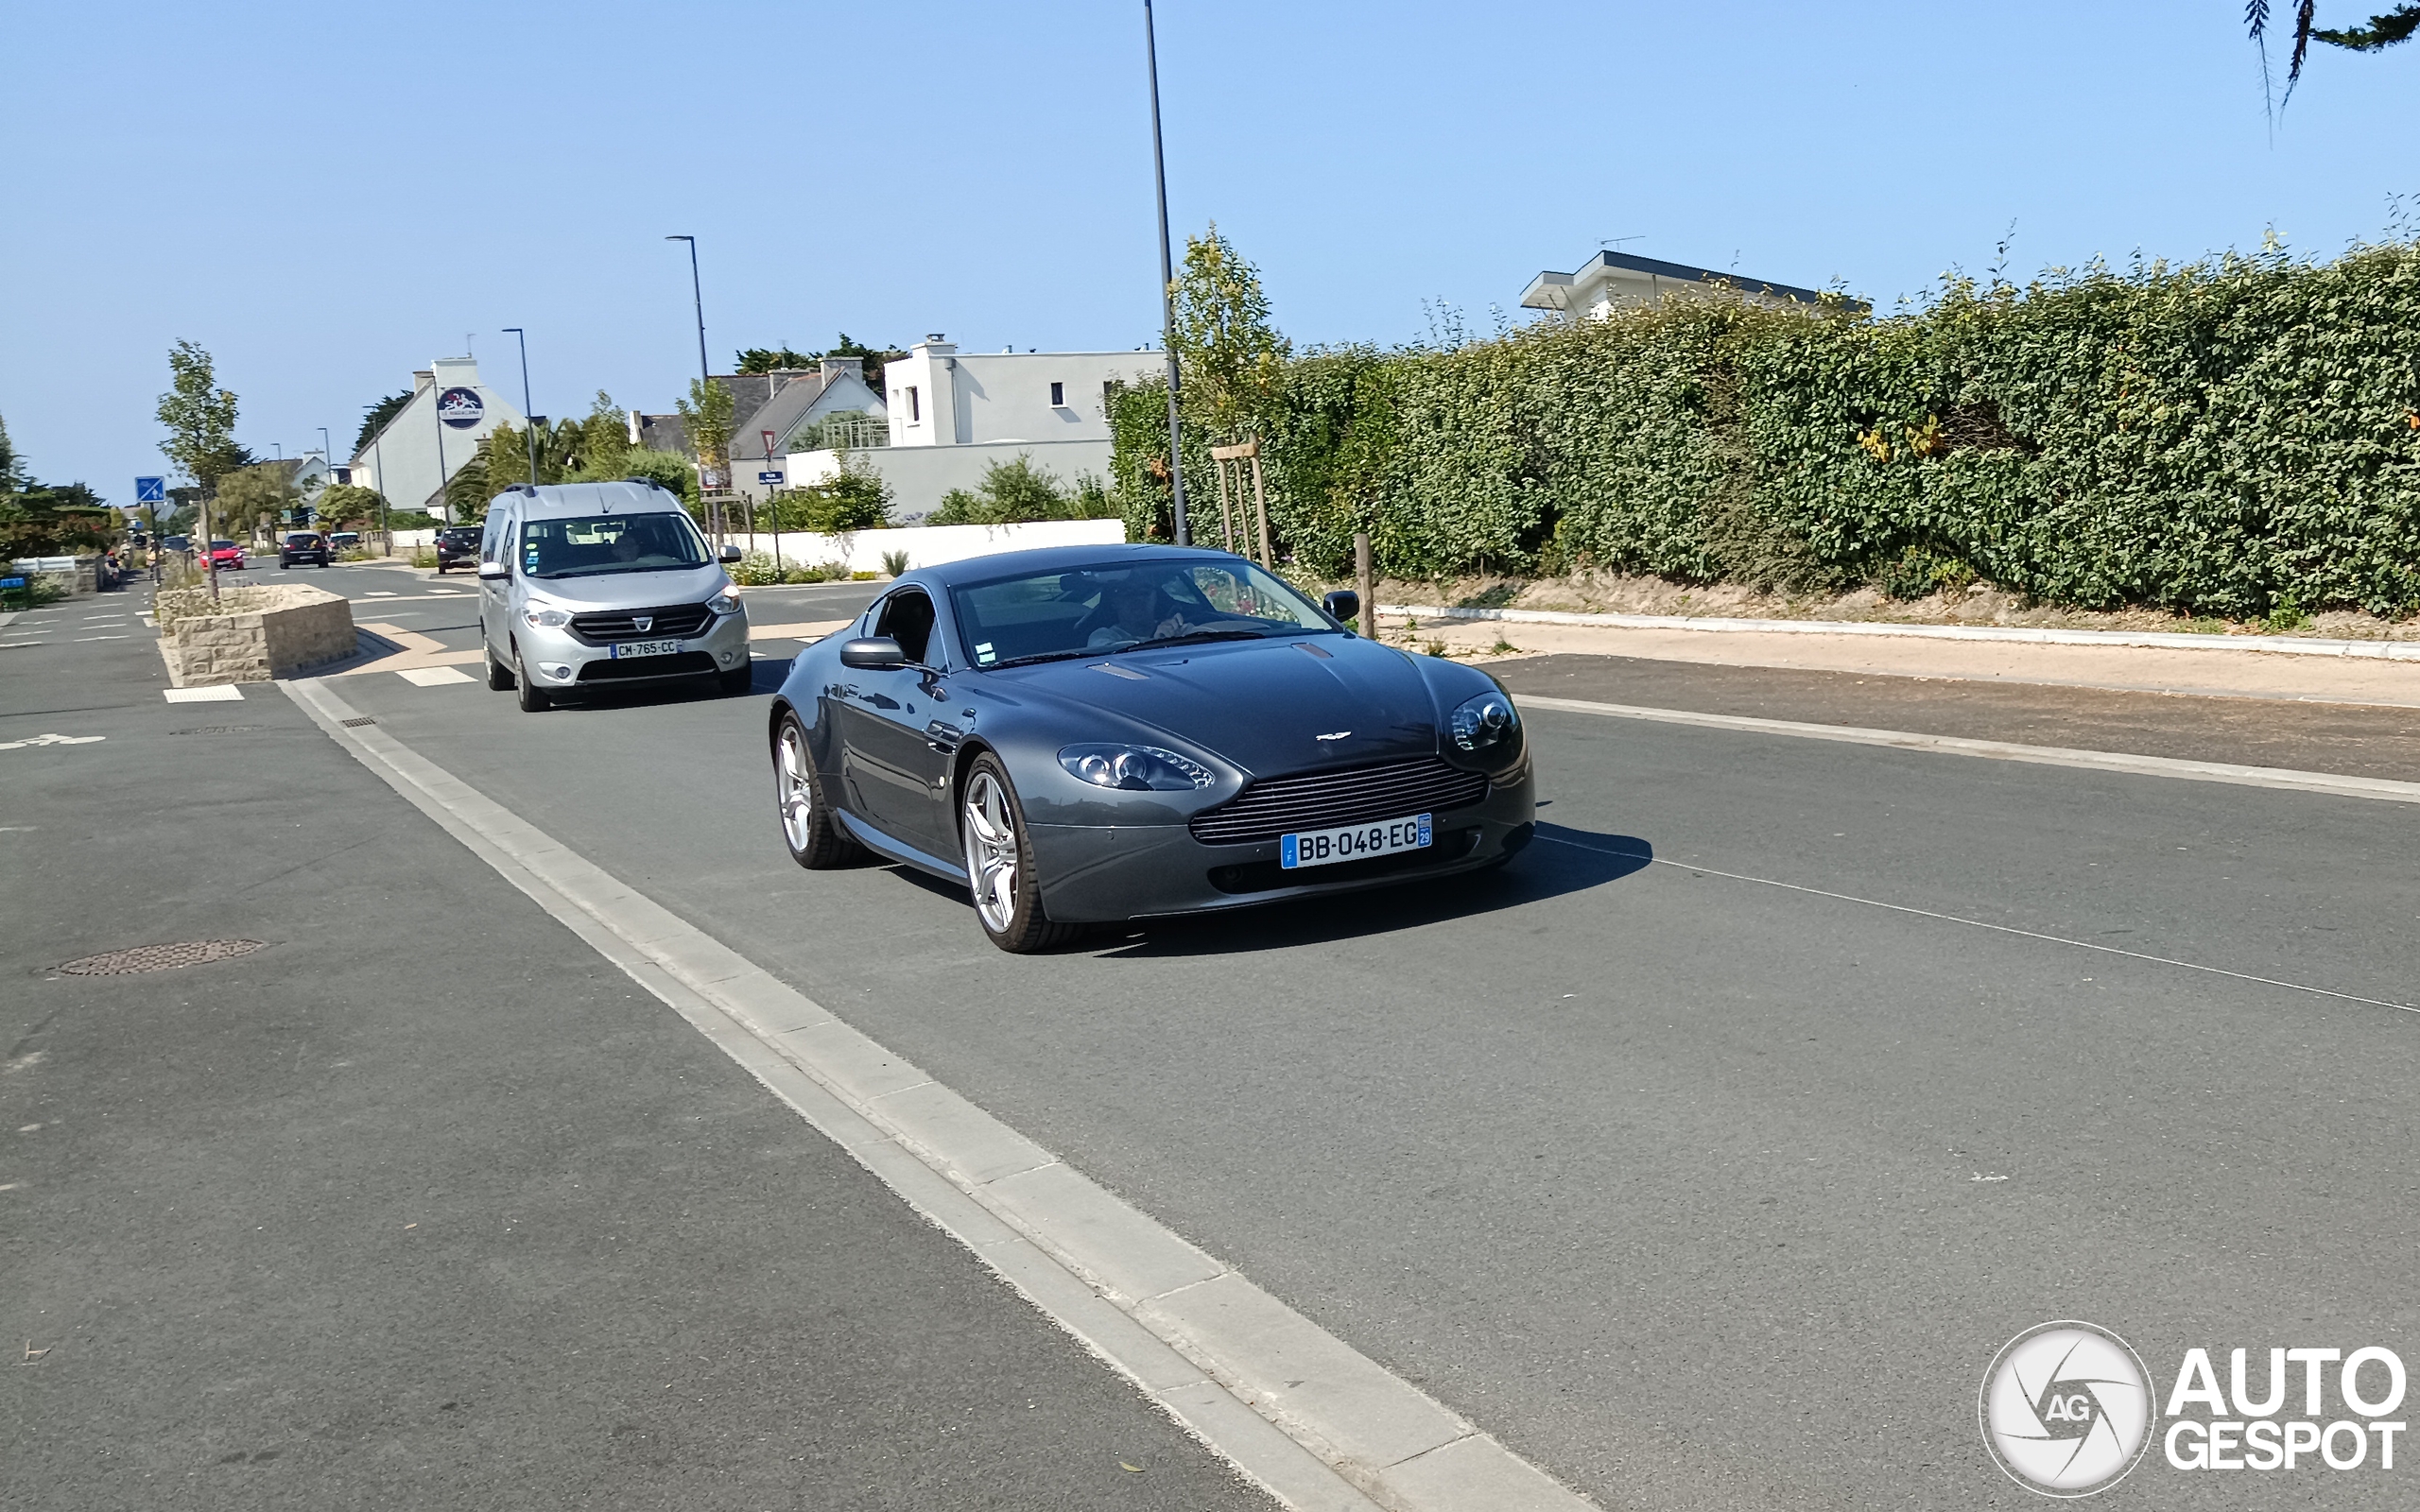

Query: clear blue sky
left=3, top=1, right=2411, bottom=502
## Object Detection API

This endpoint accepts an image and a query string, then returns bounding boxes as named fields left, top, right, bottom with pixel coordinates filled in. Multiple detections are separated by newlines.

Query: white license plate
left=611, top=639, right=682, bottom=659
left=1280, top=813, right=1432, bottom=869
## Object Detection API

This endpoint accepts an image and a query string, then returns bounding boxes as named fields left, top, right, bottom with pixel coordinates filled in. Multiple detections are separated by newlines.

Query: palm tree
left=2247, top=2, right=2420, bottom=117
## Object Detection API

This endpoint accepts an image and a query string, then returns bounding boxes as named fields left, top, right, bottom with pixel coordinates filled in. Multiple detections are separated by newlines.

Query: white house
left=724, top=359, right=888, bottom=506
left=786, top=335, right=1162, bottom=518
left=349, top=355, right=526, bottom=521
left=1520, top=249, right=1859, bottom=319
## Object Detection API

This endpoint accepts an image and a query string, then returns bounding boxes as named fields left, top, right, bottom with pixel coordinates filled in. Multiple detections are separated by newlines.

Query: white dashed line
left=163, top=685, right=244, bottom=703
left=396, top=666, right=475, bottom=686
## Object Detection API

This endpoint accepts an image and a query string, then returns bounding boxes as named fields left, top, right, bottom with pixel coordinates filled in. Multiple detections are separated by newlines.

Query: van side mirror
left=718, top=544, right=743, bottom=563
left=476, top=561, right=509, bottom=580
left=839, top=636, right=908, bottom=671
left=1322, top=590, right=1360, bottom=625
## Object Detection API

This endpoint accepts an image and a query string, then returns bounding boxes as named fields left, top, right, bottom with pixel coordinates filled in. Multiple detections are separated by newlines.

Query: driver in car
left=1086, top=578, right=1194, bottom=648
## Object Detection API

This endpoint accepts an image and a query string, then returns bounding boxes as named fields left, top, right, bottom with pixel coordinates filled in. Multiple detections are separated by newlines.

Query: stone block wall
left=159, top=585, right=357, bottom=686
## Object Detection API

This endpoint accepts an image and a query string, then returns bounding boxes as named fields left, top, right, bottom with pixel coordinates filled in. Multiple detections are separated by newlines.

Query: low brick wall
left=157, top=584, right=357, bottom=686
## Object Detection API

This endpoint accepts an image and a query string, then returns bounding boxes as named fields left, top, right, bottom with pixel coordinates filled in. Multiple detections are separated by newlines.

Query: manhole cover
left=56, top=939, right=267, bottom=975
left=339, top=716, right=376, bottom=728
left=171, top=726, right=269, bottom=735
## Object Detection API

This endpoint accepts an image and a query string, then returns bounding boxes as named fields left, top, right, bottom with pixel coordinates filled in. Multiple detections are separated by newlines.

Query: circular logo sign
left=436, top=386, right=485, bottom=429
left=1980, top=1321, right=2154, bottom=1497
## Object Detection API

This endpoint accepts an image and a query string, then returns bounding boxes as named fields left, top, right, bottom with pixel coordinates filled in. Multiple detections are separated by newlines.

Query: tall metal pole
left=666, top=235, right=716, bottom=540
left=1143, top=0, right=1189, bottom=546
left=373, top=436, right=389, bottom=558
left=503, top=327, right=541, bottom=489
left=433, top=378, right=449, bottom=524
left=317, top=425, right=332, bottom=531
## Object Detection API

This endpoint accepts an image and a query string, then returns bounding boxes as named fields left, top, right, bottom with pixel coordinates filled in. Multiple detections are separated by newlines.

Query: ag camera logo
left=1980, top=1321, right=2155, bottom=1496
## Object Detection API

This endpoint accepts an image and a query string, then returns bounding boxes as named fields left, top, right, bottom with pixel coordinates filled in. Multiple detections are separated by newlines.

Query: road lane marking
left=749, top=620, right=851, bottom=643
left=0, top=733, right=106, bottom=749
left=163, top=685, right=243, bottom=703
left=396, top=666, right=475, bottom=686
left=1534, top=830, right=2417, bottom=1016
left=281, top=676, right=1584, bottom=1512
left=1520, top=694, right=2420, bottom=805
left=74, top=634, right=132, bottom=642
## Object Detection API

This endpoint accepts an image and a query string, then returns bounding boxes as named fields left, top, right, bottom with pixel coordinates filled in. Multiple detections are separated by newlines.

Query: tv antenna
left=1599, top=234, right=1645, bottom=249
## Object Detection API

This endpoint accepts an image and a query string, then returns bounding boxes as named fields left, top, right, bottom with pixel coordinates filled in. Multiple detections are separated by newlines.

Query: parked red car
left=206, top=539, right=246, bottom=571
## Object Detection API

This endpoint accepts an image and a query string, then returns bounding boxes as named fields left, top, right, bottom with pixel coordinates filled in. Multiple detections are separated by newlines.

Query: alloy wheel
left=777, top=723, right=817, bottom=852
left=961, top=769, right=1019, bottom=933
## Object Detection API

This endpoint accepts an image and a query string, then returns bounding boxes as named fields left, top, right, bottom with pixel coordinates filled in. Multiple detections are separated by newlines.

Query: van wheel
left=513, top=642, right=550, bottom=712
left=487, top=645, right=515, bottom=691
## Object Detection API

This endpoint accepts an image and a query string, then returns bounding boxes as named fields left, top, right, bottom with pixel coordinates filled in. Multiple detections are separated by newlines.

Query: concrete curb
left=279, top=678, right=1598, bottom=1512
left=1385, top=604, right=2420, bottom=661
left=1519, top=694, right=2420, bottom=805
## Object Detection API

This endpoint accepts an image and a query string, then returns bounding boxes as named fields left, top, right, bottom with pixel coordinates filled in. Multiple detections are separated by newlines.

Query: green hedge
left=1109, top=243, right=2420, bottom=618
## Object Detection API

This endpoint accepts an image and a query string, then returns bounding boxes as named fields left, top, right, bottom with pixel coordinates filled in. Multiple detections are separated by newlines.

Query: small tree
left=579, top=389, right=631, bottom=477
left=1170, top=223, right=1289, bottom=444
left=354, top=389, right=412, bottom=453
left=675, top=376, right=735, bottom=489
left=215, top=461, right=303, bottom=541
left=156, top=340, right=245, bottom=492
left=313, top=483, right=386, bottom=529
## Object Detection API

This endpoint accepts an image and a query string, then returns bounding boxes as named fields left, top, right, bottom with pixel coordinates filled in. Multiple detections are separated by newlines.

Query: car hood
left=991, top=634, right=1443, bottom=776
left=518, top=563, right=730, bottom=610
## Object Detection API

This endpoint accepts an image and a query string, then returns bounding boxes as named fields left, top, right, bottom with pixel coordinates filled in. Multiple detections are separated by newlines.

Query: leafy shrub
left=929, top=455, right=1118, bottom=525
left=879, top=548, right=910, bottom=576
left=1109, top=240, right=2420, bottom=618
left=730, top=551, right=785, bottom=586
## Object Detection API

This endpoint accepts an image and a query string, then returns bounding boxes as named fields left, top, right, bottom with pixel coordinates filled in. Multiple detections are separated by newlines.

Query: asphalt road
left=0, top=582, right=1274, bottom=1512
left=11, top=565, right=2417, bottom=1509
left=296, top=575, right=2420, bottom=1509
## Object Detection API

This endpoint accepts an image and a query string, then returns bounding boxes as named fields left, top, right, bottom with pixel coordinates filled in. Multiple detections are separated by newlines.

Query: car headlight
left=707, top=586, right=744, bottom=614
left=522, top=606, right=572, bottom=628
left=1449, top=689, right=1519, bottom=753
left=1058, top=744, right=1215, bottom=792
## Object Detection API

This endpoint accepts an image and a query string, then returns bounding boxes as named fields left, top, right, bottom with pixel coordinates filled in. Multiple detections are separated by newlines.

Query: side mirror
left=839, top=636, right=908, bottom=671
left=1322, top=589, right=1360, bottom=625
left=476, top=561, right=509, bottom=580
left=718, top=543, right=744, bottom=563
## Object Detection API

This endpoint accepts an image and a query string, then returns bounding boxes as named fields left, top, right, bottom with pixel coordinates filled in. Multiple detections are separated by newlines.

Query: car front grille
left=569, top=604, right=717, bottom=644
left=1187, top=756, right=1493, bottom=846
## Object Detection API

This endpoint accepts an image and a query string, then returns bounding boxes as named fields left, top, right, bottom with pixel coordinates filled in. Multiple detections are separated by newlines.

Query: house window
left=907, top=387, right=921, bottom=423
left=1049, top=381, right=1065, bottom=407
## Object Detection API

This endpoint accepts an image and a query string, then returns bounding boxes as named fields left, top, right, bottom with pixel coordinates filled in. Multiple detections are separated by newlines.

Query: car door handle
left=925, top=720, right=963, bottom=752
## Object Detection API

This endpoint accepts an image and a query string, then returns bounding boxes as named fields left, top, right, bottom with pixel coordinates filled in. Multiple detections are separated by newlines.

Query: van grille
left=1187, top=756, right=1492, bottom=846
left=569, top=603, right=716, bottom=644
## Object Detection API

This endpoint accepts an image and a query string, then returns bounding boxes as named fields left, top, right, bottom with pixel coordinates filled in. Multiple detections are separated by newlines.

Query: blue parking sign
left=135, top=476, right=165, bottom=503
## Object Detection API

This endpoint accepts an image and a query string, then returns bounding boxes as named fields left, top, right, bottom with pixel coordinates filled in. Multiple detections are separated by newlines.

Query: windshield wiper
left=1113, top=629, right=1269, bottom=654
left=983, top=648, right=1098, bottom=669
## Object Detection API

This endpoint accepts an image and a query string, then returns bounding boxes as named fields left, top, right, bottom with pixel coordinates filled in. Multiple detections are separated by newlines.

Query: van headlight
left=1449, top=689, right=1519, bottom=753
left=1058, top=744, right=1215, bottom=791
left=522, top=606, right=572, bottom=628
left=708, top=586, right=744, bottom=614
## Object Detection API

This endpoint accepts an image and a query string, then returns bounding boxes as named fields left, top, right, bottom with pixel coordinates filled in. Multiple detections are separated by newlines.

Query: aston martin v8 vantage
left=766, top=544, right=1535, bottom=951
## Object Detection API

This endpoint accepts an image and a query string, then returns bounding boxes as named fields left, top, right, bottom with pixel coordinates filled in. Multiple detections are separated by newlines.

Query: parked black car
left=280, top=531, right=332, bottom=568
left=434, top=525, right=483, bottom=574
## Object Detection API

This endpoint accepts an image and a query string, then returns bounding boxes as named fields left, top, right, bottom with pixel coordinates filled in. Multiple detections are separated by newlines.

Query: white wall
left=738, top=518, right=1125, bottom=576
left=881, top=337, right=1159, bottom=449
left=783, top=438, right=1114, bottom=518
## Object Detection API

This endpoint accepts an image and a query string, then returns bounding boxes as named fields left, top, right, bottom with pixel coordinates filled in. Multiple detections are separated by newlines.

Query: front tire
left=959, top=753, right=1078, bottom=953
left=774, top=712, right=861, bottom=868
left=513, top=641, right=550, bottom=712
left=486, top=644, right=515, bottom=691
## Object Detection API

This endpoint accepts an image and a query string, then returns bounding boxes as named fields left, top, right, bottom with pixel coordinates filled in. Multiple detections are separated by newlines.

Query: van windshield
left=519, top=513, right=710, bottom=578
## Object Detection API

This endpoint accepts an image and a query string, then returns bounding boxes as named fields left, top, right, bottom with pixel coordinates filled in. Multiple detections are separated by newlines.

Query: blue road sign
left=757, top=470, right=784, bottom=485
left=135, top=476, right=165, bottom=503
left=0, top=577, right=26, bottom=590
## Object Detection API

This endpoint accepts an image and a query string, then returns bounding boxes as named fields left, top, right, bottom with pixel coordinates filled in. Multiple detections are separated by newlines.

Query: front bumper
left=511, top=610, right=752, bottom=689
left=1028, top=764, right=1536, bottom=923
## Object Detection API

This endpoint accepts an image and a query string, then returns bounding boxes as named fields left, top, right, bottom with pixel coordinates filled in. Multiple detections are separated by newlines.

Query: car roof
left=908, top=541, right=1253, bottom=590
left=487, top=480, right=685, bottom=518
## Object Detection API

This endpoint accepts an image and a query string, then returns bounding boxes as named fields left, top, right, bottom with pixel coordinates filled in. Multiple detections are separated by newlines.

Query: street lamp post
left=316, top=425, right=332, bottom=532
left=666, top=235, right=718, bottom=540
left=1143, top=0, right=1189, bottom=547
left=502, top=328, right=541, bottom=490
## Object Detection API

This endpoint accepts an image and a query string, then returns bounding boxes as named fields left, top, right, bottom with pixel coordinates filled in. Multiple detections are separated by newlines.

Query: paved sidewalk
left=1388, top=611, right=2420, bottom=707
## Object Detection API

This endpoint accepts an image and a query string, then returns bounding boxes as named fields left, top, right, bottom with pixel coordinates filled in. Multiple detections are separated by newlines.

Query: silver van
left=475, top=480, right=752, bottom=712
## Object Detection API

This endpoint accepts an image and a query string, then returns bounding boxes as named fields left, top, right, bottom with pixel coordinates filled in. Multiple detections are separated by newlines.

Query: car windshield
left=951, top=557, right=1341, bottom=669
left=518, top=512, right=710, bottom=578
left=211, top=540, right=236, bottom=550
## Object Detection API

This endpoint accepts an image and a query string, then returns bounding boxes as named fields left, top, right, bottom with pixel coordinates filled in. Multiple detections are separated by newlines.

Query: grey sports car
left=766, top=544, right=1535, bottom=951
